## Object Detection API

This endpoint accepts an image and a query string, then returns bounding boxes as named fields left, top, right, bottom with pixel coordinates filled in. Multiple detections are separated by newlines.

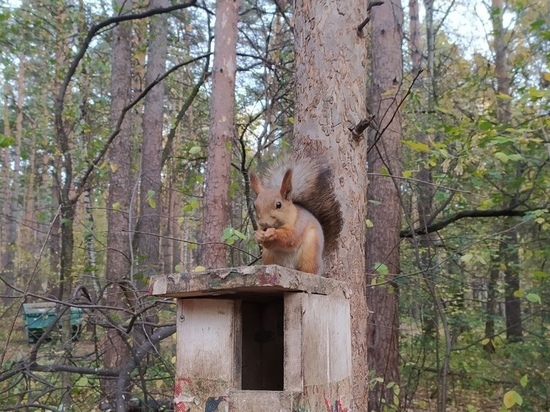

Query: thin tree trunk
left=294, top=0, right=369, bottom=408
left=366, top=1, right=404, bottom=410
left=200, top=0, right=238, bottom=269
left=490, top=0, right=522, bottom=342
left=1, top=80, right=18, bottom=304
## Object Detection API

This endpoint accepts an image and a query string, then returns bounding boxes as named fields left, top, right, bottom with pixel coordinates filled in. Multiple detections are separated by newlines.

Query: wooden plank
left=302, top=293, right=352, bottom=386
left=149, top=264, right=351, bottom=299
left=284, top=293, right=304, bottom=392
left=229, top=390, right=295, bottom=412
left=176, top=299, right=239, bottom=385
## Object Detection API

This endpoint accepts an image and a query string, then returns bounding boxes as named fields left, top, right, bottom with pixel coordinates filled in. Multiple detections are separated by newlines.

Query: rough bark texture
left=200, top=0, right=238, bottom=269
left=366, top=1, right=403, bottom=409
left=409, top=0, right=421, bottom=75
left=491, top=0, right=522, bottom=342
left=293, top=0, right=369, bottom=408
left=137, top=0, right=169, bottom=282
left=103, top=0, right=133, bottom=401
left=1, top=76, right=20, bottom=304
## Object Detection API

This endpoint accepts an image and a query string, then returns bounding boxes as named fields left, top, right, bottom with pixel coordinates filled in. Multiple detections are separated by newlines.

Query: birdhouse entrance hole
left=241, top=297, right=284, bottom=391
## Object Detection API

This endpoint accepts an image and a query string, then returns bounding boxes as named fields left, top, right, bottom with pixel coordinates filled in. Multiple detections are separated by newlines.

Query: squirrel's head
left=250, top=169, right=296, bottom=230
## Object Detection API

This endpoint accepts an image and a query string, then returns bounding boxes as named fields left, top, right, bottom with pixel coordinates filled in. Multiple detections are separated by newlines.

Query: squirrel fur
left=250, top=154, right=343, bottom=275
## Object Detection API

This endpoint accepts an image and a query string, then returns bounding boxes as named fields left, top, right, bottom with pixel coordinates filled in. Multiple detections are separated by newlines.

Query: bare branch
left=401, top=208, right=544, bottom=237
left=357, top=1, right=384, bottom=32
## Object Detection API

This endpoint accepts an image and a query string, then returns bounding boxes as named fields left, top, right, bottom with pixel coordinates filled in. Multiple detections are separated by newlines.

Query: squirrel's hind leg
left=296, top=227, right=323, bottom=275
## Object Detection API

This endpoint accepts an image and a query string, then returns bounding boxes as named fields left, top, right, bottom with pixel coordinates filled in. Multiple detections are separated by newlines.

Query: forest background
left=0, top=0, right=549, bottom=411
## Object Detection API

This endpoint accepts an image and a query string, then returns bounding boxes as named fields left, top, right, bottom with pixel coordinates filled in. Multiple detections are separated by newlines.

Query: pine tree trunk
left=293, top=0, right=369, bottom=408
left=200, top=0, right=238, bottom=269
left=136, top=0, right=169, bottom=282
left=366, top=1, right=404, bottom=409
left=103, top=0, right=134, bottom=403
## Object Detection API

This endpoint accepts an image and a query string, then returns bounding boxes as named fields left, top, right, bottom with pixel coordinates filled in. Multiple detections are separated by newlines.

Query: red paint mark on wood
left=174, top=402, right=190, bottom=412
left=174, top=377, right=191, bottom=397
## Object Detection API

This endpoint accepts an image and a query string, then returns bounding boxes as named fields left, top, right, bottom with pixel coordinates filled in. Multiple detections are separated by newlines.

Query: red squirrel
left=249, top=155, right=343, bottom=275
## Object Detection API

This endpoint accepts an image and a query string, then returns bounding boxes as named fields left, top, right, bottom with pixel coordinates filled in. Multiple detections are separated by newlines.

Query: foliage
left=0, top=0, right=548, bottom=410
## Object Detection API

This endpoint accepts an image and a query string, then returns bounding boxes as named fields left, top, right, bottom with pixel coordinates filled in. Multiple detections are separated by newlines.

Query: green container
left=22, top=302, right=83, bottom=343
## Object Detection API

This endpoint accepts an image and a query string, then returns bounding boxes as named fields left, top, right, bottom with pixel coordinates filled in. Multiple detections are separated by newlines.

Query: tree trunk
left=103, top=0, right=134, bottom=403
left=484, top=256, right=500, bottom=353
left=366, top=1, right=403, bottom=410
left=200, top=0, right=238, bottom=269
left=1, top=79, right=19, bottom=304
left=293, top=0, right=369, bottom=408
left=136, top=0, right=169, bottom=282
left=490, top=0, right=522, bottom=342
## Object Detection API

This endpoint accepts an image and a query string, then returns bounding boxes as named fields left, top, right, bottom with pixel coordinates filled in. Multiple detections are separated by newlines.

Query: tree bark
left=490, top=0, right=522, bottom=342
left=200, top=0, right=238, bottom=269
left=366, top=1, right=403, bottom=410
left=1, top=76, right=20, bottom=304
left=293, top=0, right=369, bottom=408
left=103, top=0, right=134, bottom=403
left=136, top=0, right=169, bottom=282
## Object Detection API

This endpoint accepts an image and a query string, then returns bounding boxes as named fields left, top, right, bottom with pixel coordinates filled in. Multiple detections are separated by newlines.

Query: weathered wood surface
left=149, top=264, right=351, bottom=298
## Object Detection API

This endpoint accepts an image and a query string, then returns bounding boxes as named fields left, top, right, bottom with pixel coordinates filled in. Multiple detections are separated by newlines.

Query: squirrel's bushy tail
left=262, top=153, right=343, bottom=255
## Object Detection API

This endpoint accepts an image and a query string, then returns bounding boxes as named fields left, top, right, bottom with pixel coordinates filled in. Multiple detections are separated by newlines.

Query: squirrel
left=249, top=154, right=343, bottom=275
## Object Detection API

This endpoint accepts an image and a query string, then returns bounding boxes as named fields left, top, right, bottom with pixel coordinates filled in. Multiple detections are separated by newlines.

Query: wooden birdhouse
left=149, top=265, right=353, bottom=412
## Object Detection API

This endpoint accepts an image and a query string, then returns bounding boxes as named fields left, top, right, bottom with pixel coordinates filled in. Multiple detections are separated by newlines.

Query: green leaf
left=380, top=166, right=389, bottom=175
left=528, top=87, right=544, bottom=100
left=479, top=119, right=493, bottom=131
left=526, top=293, right=541, bottom=304
left=193, top=265, right=206, bottom=272
left=189, top=146, right=201, bottom=154
left=221, top=227, right=234, bottom=241
left=496, top=93, right=513, bottom=100
left=234, top=230, right=247, bottom=240
left=375, top=263, right=389, bottom=275
left=533, top=271, right=549, bottom=280
left=0, top=133, right=15, bottom=148
left=113, top=202, right=121, bottom=211
left=507, top=154, right=523, bottom=162
left=75, top=376, right=89, bottom=386
left=365, top=219, right=374, bottom=228
left=183, top=198, right=199, bottom=213
left=494, top=152, right=509, bottom=163
left=520, top=374, right=528, bottom=388
left=503, top=390, right=522, bottom=408
left=403, top=140, right=430, bottom=152
left=148, top=197, right=157, bottom=208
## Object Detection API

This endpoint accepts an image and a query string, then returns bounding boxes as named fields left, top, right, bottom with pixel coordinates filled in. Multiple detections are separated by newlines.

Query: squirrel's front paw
left=263, top=227, right=276, bottom=241
left=254, top=230, right=264, bottom=243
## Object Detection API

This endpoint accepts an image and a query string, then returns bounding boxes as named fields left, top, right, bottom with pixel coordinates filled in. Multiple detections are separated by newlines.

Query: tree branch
left=71, top=52, right=212, bottom=203
left=401, top=208, right=541, bottom=237
left=357, top=1, right=384, bottom=32
left=52, top=0, right=198, bottom=204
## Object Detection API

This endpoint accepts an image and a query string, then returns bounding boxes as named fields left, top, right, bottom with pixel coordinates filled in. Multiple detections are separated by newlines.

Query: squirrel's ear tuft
left=250, top=173, right=262, bottom=195
left=280, top=169, right=293, bottom=200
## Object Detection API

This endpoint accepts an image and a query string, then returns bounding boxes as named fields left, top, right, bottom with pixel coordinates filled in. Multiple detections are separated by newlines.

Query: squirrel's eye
left=275, top=201, right=282, bottom=209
